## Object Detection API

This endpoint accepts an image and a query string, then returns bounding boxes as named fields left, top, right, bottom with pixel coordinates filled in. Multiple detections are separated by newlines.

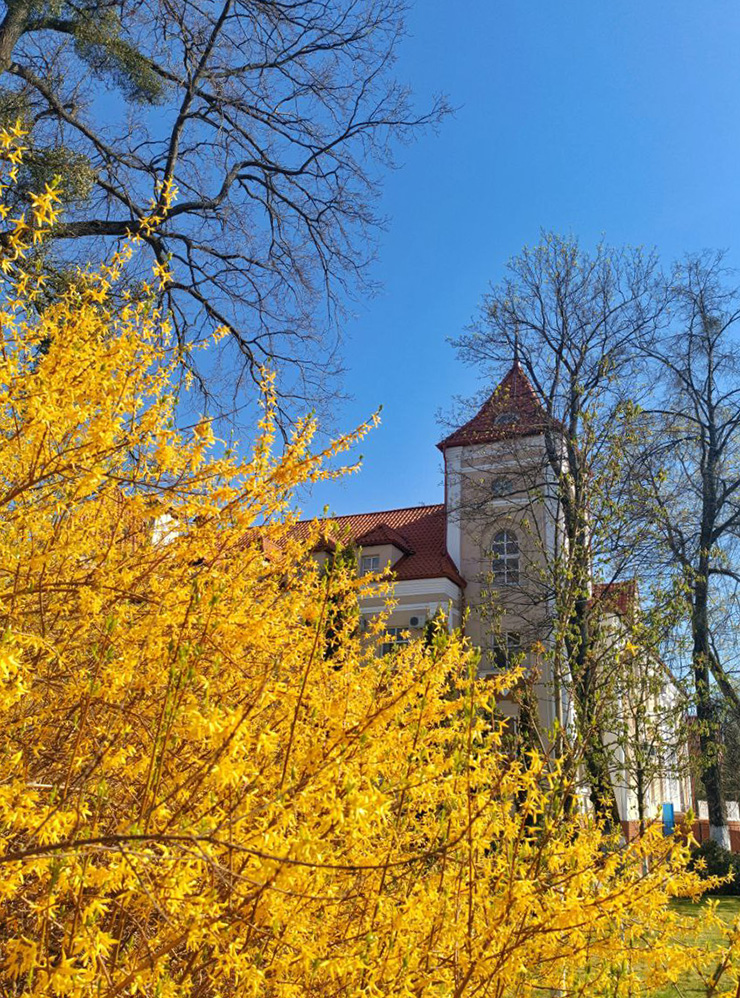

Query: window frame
left=491, top=529, right=520, bottom=586
left=381, top=625, right=410, bottom=656
left=491, top=631, right=521, bottom=671
left=360, top=553, right=381, bottom=575
left=490, top=475, right=514, bottom=498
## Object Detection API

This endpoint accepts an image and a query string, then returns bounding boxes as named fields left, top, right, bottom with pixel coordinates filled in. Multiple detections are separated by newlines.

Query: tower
left=438, top=362, right=561, bottom=730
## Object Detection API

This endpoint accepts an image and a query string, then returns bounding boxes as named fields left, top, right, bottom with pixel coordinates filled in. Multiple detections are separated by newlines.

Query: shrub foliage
left=0, top=125, right=737, bottom=997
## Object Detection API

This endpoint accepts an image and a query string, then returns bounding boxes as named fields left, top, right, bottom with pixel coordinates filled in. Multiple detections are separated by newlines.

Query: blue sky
left=305, top=1, right=740, bottom=518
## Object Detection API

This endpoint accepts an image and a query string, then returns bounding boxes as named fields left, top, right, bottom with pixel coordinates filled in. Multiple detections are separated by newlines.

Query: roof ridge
left=298, top=502, right=443, bottom=525
left=288, top=503, right=465, bottom=590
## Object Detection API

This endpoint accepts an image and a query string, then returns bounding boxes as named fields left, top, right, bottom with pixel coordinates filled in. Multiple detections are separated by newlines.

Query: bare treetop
left=0, top=0, right=447, bottom=414
left=455, top=233, right=666, bottom=432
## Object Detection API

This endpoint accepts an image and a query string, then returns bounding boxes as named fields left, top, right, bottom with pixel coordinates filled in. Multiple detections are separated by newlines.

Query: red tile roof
left=592, top=580, right=638, bottom=619
left=311, top=533, right=337, bottom=554
left=300, top=504, right=465, bottom=589
left=438, top=362, right=553, bottom=451
left=355, top=522, right=414, bottom=554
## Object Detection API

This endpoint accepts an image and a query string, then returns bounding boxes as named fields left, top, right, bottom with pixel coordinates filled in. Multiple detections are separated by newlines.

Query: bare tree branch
left=0, top=0, right=449, bottom=416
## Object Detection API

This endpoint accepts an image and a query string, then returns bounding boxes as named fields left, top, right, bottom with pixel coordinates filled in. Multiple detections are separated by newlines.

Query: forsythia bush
left=0, top=125, right=737, bottom=997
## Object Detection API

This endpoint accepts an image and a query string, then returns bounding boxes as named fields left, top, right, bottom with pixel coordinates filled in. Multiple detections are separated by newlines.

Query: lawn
left=651, top=897, right=740, bottom=997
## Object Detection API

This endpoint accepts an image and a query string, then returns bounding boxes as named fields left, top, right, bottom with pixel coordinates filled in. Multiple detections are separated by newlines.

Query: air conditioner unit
left=409, top=615, right=425, bottom=628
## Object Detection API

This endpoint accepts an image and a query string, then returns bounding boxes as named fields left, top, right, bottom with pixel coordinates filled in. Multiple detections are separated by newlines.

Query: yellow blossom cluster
left=0, top=126, right=737, bottom=997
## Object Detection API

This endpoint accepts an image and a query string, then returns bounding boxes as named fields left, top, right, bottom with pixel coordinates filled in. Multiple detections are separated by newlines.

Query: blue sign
left=662, top=802, right=675, bottom=836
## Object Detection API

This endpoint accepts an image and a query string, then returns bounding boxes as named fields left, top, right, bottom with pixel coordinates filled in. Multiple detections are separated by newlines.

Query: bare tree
left=637, top=252, right=740, bottom=847
left=453, top=232, right=667, bottom=829
left=0, top=0, right=447, bottom=412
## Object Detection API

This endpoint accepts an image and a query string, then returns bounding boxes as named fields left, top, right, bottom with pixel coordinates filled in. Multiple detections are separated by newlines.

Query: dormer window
left=361, top=554, right=380, bottom=574
left=491, top=529, right=519, bottom=585
left=355, top=523, right=414, bottom=574
left=494, top=411, right=520, bottom=426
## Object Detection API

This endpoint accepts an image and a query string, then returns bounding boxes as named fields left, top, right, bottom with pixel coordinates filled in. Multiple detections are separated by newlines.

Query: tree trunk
left=693, top=575, right=729, bottom=848
left=568, top=592, right=623, bottom=833
left=636, top=762, right=645, bottom=837
left=0, top=0, right=31, bottom=74
left=560, top=473, right=623, bottom=833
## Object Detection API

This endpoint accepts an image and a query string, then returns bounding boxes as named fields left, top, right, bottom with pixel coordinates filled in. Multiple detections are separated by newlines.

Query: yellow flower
left=0, top=122, right=729, bottom=998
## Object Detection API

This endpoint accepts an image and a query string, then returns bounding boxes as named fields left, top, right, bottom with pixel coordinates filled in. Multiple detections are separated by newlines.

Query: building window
left=492, top=632, right=521, bottom=670
left=491, top=476, right=514, bottom=498
left=360, top=554, right=380, bottom=574
left=494, top=411, right=520, bottom=426
left=381, top=626, right=410, bottom=655
left=491, top=529, right=519, bottom=585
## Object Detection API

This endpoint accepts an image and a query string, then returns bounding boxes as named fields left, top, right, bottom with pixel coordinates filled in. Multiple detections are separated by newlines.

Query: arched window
left=491, top=529, right=519, bottom=586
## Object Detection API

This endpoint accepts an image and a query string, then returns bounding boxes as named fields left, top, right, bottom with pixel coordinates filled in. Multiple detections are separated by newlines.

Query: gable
left=438, top=362, right=554, bottom=451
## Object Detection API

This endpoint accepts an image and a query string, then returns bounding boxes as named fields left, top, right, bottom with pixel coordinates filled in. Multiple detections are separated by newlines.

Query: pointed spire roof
left=438, top=362, right=553, bottom=451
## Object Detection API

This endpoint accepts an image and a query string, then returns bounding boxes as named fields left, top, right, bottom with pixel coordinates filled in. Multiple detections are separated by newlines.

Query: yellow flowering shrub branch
left=0, top=123, right=735, bottom=997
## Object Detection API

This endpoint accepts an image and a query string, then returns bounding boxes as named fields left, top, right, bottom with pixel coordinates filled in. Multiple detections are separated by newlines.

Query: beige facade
left=443, top=433, right=559, bottom=729
left=358, top=576, right=463, bottom=637
left=316, top=363, right=691, bottom=828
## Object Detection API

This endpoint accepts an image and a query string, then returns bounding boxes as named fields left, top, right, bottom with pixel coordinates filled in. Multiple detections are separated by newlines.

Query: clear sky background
left=301, top=0, right=740, bottom=519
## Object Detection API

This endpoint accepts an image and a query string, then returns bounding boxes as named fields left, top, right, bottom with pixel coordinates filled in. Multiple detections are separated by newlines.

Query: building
left=309, top=361, right=692, bottom=835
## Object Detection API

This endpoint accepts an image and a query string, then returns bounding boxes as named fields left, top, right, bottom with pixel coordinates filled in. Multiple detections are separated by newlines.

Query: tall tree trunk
left=692, top=574, right=729, bottom=847
left=560, top=467, right=623, bottom=834
left=568, top=591, right=623, bottom=832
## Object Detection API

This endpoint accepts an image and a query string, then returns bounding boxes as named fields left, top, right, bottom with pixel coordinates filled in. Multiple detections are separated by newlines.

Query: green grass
left=651, top=897, right=740, bottom=997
